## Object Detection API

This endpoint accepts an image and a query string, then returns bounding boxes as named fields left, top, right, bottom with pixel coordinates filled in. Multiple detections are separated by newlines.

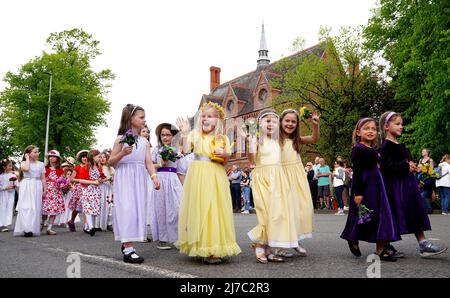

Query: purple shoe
left=67, top=221, right=76, bottom=232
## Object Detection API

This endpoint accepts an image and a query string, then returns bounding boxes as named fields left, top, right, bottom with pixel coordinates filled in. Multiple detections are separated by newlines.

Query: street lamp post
left=44, top=73, right=52, bottom=164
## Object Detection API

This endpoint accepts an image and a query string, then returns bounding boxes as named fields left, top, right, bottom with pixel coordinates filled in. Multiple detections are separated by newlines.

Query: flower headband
left=202, top=101, right=225, bottom=120
left=384, top=112, right=397, bottom=124
left=356, top=117, right=374, bottom=129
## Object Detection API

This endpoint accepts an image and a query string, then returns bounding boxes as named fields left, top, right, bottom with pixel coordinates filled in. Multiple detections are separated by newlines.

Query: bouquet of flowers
left=419, top=163, right=440, bottom=178
left=56, top=176, right=71, bottom=194
left=299, top=106, right=312, bottom=120
left=9, top=176, right=17, bottom=186
left=357, top=204, right=373, bottom=225
left=417, top=163, right=440, bottom=189
left=159, top=145, right=181, bottom=162
left=120, top=128, right=139, bottom=148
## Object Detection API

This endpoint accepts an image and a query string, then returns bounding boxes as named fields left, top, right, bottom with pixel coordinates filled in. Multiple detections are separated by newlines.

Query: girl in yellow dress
left=279, top=108, right=320, bottom=257
left=175, top=102, right=241, bottom=264
left=247, top=109, right=299, bottom=264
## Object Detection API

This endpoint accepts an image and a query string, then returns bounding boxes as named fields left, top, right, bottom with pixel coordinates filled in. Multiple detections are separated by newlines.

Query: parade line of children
left=0, top=102, right=447, bottom=265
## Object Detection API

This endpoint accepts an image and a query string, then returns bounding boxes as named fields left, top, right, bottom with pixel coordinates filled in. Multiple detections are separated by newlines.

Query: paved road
left=0, top=213, right=449, bottom=278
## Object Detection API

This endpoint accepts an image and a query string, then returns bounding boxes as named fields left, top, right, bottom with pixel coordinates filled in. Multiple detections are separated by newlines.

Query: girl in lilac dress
left=379, top=111, right=447, bottom=258
left=150, top=123, right=182, bottom=250
left=340, top=118, right=400, bottom=261
left=109, top=104, right=160, bottom=264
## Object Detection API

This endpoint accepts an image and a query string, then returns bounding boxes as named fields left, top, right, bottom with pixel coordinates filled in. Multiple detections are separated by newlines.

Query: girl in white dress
left=14, top=145, right=46, bottom=237
left=0, top=159, right=17, bottom=232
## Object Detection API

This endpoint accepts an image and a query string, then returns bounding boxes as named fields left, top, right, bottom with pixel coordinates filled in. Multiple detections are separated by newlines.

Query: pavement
left=0, top=212, right=449, bottom=278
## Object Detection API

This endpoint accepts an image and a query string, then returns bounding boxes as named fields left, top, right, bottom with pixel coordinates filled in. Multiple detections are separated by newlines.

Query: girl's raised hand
left=176, top=117, right=190, bottom=134
left=310, top=112, right=320, bottom=126
left=25, top=153, right=30, bottom=161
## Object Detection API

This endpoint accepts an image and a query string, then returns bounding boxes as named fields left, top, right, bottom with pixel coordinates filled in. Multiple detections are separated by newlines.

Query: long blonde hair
left=441, top=154, right=450, bottom=163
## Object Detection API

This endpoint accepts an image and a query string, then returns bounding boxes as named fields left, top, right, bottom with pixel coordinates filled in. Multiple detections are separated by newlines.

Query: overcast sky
left=0, top=0, right=376, bottom=150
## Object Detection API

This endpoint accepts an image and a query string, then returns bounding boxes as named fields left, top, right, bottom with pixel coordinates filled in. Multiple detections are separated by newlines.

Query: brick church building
left=197, top=24, right=327, bottom=169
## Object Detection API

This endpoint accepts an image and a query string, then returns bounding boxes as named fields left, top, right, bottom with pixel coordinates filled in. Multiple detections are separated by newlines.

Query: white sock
left=86, top=215, right=94, bottom=230
left=255, top=247, right=265, bottom=255
left=123, top=247, right=135, bottom=254
left=94, top=215, right=100, bottom=228
left=92, top=216, right=99, bottom=228
left=47, top=224, right=53, bottom=231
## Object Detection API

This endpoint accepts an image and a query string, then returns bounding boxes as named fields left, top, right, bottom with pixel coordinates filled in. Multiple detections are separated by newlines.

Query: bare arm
left=109, top=136, right=132, bottom=168
left=176, top=117, right=192, bottom=154
left=21, top=155, right=30, bottom=172
left=69, top=167, right=78, bottom=183
left=300, top=113, right=320, bottom=144
left=145, top=142, right=160, bottom=190
left=41, top=172, right=47, bottom=194
left=72, top=178, right=99, bottom=186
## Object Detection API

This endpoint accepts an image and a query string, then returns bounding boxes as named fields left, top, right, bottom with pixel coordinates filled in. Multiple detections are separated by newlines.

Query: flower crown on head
left=202, top=101, right=225, bottom=120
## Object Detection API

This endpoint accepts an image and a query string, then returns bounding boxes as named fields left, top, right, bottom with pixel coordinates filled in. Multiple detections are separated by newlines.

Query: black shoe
left=384, top=243, right=405, bottom=258
left=83, top=228, right=90, bottom=234
left=123, top=251, right=144, bottom=264
left=347, top=240, right=361, bottom=257
left=377, top=249, right=397, bottom=262
left=107, top=225, right=114, bottom=232
left=89, top=229, right=96, bottom=237
left=121, top=244, right=125, bottom=255
left=24, top=232, right=33, bottom=237
left=95, top=228, right=102, bottom=232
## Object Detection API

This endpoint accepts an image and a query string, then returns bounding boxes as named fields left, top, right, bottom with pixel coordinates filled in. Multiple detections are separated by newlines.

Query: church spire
left=257, top=21, right=270, bottom=68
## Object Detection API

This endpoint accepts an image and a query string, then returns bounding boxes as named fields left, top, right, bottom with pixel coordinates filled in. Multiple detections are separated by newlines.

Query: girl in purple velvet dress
left=379, top=111, right=447, bottom=258
left=341, top=118, right=400, bottom=261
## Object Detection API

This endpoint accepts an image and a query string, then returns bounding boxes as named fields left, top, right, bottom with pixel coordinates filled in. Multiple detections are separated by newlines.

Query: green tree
left=0, top=112, right=16, bottom=159
left=271, top=26, right=398, bottom=163
left=364, top=0, right=450, bottom=160
left=0, top=28, right=114, bottom=158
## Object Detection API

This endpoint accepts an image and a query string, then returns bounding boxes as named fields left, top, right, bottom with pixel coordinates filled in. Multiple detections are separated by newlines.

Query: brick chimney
left=210, top=66, right=221, bottom=92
